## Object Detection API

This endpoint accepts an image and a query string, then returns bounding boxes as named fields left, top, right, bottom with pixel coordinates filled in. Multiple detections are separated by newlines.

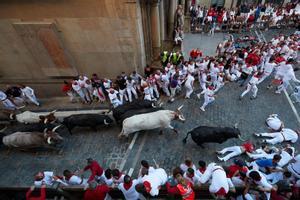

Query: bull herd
left=0, top=100, right=245, bottom=153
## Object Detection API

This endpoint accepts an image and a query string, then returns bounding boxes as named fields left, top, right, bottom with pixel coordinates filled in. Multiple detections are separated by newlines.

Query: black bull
left=182, top=126, right=243, bottom=148
left=62, top=114, right=114, bottom=134
left=112, top=100, right=156, bottom=123
left=0, top=123, right=66, bottom=135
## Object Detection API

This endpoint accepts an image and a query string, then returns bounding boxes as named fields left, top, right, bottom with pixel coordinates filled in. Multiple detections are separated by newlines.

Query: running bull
left=0, top=123, right=64, bottom=135
left=112, top=100, right=158, bottom=123
left=62, top=114, right=114, bottom=134
left=182, top=125, right=245, bottom=148
left=119, top=105, right=185, bottom=137
left=15, top=110, right=57, bottom=124
left=1, top=130, right=63, bottom=150
left=118, top=107, right=164, bottom=124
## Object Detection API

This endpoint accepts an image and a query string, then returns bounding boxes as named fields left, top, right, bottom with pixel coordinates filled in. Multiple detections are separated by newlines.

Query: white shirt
left=185, top=74, right=195, bottom=87
left=0, top=91, right=7, bottom=101
left=289, top=154, right=300, bottom=174
left=113, top=174, right=125, bottom=185
left=72, top=81, right=81, bottom=92
left=278, top=148, right=294, bottom=167
left=126, top=80, right=135, bottom=88
left=246, top=170, right=272, bottom=189
left=64, top=175, right=87, bottom=186
left=183, top=172, right=201, bottom=185
left=187, top=64, right=195, bottom=74
left=78, top=76, right=89, bottom=88
left=142, top=168, right=167, bottom=196
left=21, top=86, right=35, bottom=96
left=281, top=128, right=298, bottom=143
left=108, top=91, right=119, bottom=101
left=34, top=171, right=54, bottom=186
left=263, top=62, right=276, bottom=74
left=180, top=163, right=197, bottom=173
left=118, top=179, right=141, bottom=200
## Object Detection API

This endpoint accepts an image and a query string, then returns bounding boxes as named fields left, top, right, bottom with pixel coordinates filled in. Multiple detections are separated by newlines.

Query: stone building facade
left=0, top=0, right=289, bottom=97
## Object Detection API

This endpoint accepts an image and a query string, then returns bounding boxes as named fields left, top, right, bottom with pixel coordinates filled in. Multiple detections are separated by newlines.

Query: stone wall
left=0, top=0, right=145, bottom=97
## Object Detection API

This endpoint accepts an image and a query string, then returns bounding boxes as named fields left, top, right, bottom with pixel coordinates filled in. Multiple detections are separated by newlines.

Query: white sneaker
left=254, top=133, right=260, bottom=137
left=217, top=156, right=223, bottom=161
left=197, top=93, right=201, bottom=99
left=275, top=90, right=281, bottom=94
left=200, top=107, right=205, bottom=112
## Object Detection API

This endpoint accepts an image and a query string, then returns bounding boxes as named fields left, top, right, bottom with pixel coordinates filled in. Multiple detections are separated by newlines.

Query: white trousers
left=127, top=87, right=138, bottom=102
left=162, top=84, right=170, bottom=96
left=150, top=85, right=159, bottom=99
left=219, top=146, right=243, bottom=161
left=82, top=88, right=92, bottom=102
left=111, top=99, right=122, bottom=108
left=2, top=99, right=17, bottom=110
left=24, top=93, right=39, bottom=106
left=75, top=89, right=86, bottom=102
left=66, top=91, right=75, bottom=102
left=119, top=89, right=128, bottom=103
left=201, top=96, right=215, bottom=109
left=257, top=72, right=271, bottom=85
left=185, top=85, right=193, bottom=98
left=214, top=82, right=224, bottom=93
left=241, top=84, right=258, bottom=98
left=144, top=94, right=152, bottom=101
left=260, top=132, right=284, bottom=144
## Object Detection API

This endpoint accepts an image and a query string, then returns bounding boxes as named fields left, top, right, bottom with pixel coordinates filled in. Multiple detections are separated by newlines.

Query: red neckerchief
left=199, top=167, right=206, bottom=174
left=124, top=180, right=133, bottom=190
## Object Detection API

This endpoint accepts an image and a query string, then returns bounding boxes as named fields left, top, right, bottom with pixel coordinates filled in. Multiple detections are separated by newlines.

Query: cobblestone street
left=1, top=29, right=300, bottom=186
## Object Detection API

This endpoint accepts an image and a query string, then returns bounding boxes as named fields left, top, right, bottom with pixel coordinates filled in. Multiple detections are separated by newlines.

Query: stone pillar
left=168, top=0, right=177, bottom=39
left=159, top=0, right=165, bottom=41
left=151, top=0, right=161, bottom=58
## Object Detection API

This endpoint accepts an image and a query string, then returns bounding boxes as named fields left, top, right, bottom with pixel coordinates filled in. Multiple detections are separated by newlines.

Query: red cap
left=143, top=181, right=151, bottom=193
left=215, top=187, right=227, bottom=196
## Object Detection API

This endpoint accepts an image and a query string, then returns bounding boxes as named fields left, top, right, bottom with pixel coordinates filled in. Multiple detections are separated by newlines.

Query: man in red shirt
left=189, top=48, right=202, bottom=61
left=84, top=180, right=111, bottom=200
left=80, top=158, right=104, bottom=183
left=217, top=142, right=254, bottom=162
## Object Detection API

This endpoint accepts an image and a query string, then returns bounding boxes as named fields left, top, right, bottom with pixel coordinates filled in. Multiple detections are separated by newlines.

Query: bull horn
left=151, top=103, right=156, bottom=108
left=57, top=134, right=64, bottom=140
left=44, top=118, right=48, bottom=124
left=0, top=126, right=7, bottom=132
left=47, top=137, right=52, bottom=144
left=178, top=115, right=185, bottom=121
left=9, top=113, right=15, bottom=120
left=43, top=128, right=48, bottom=133
left=50, top=110, right=57, bottom=114
left=104, top=119, right=109, bottom=125
left=52, top=125, right=62, bottom=132
left=234, top=123, right=238, bottom=129
left=177, top=105, right=184, bottom=111
left=238, top=135, right=246, bottom=142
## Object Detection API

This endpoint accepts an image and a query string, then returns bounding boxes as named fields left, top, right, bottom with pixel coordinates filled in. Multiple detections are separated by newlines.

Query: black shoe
left=250, top=96, right=257, bottom=100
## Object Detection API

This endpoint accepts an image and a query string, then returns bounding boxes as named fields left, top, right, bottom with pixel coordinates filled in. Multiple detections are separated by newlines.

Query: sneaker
left=239, top=96, right=243, bottom=101
left=200, top=107, right=205, bottom=112
left=254, top=133, right=260, bottom=137
left=217, top=156, right=223, bottom=161
left=267, top=85, right=272, bottom=89
left=275, top=90, right=281, bottom=94
left=216, top=151, right=222, bottom=154
left=250, top=96, right=257, bottom=100
left=197, top=93, right=201, bottom=99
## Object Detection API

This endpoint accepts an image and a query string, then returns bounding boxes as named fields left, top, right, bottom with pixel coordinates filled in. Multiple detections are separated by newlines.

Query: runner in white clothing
left=108, top=89, right=122, bottom=108
left=199, top=85, right=215, bottom=111
left=141, top=168, right=168, bottom=196
left=254, top=128, right=299, bottom=144
left=257, top=59, right=276, bottom=85
left=126, top=77, right=138, bottom=102
left=240, top=73, right=259, bottom=100
left=184, top=73, right=195, bottom=98
left=19, top=85, right=40, bottom=106
left=118, top=175, right=144, bottom=200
